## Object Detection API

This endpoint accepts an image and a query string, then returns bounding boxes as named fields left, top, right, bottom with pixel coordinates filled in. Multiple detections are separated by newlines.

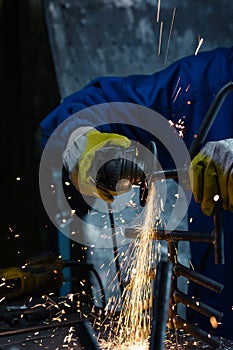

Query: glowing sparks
left=173, top=86, right=182, bottom=102
left=156, top=0, right=163, bottom=56
left=172, top=77, right=181, bottom=100
left=100, top=342, right=148, bottom=350
left=168, top=118, right=186, bottom=138
left=195, top=37, right=204, bottom=55
left=186, top=84, right=191, bottom=93
left=158, top=21, right=163, bottom=56
left=98, top=183, right=162, bottom=349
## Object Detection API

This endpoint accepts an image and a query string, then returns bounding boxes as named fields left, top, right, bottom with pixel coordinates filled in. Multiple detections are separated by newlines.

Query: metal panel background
left=43, top=0, right=233, bottom=99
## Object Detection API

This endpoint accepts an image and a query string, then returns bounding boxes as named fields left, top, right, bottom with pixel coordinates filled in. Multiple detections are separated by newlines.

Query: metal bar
left=108, top=203, right=124, bottom=296
left=125, top=228, right=214, bottom=242
left=189, top=81, right=233, bottom=160
left=74, top=320, right=101, bottom=350
left=150, top=261, right=173, bottom=350
left=0, top=317, right=88, bottom=337
left=213, top=201, right=225, bottom=264
left=155, top=230, right=213, bottom=242
left=167, top=241, right=178, bottom=330
left=173, top=263, right=223, bottom=294
left=173, top=290, right=223, bottom=321
left=173, top=316, right=221, bottom=348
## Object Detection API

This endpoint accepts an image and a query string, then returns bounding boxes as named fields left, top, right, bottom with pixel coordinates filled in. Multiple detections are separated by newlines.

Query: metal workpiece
left=173, top=316, right=221, bottom=348
left=125, top=223, right=224, bottom=264
left=125, top=228, right=214, bottom=242
left=125, top=224, right=225, bottom=347
left=173, top=263, right=223, bottom=294
left=173, top=290, right=223, bottom=321
left=164, top=235, right=223, bottom=347
left=165, top=236, right=224, bottom=348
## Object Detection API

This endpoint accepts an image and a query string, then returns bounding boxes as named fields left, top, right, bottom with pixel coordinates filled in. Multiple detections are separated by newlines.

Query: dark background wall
left=0, top=0, right=60, bottom=267
left=0, top=0, right=232, bottom=267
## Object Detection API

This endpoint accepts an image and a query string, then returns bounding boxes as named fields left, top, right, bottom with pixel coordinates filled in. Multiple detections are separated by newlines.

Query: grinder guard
left=93, top=141, right=158, bottom=205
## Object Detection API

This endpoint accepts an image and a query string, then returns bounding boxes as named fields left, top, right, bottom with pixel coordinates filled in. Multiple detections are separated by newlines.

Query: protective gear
left=63, top=127, right=131, bottom=202
left=190, top=138, right=233, bottom=216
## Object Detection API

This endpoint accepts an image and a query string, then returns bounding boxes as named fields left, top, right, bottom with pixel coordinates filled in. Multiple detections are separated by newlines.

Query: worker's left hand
left=189, top=139, right=233, bottom=216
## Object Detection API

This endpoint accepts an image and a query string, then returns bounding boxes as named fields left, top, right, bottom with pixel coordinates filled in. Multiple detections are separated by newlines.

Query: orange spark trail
left=100, top=183, right=161, bottom=349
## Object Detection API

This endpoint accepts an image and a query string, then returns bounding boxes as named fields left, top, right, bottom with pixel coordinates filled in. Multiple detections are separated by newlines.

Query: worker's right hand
left=62, top=127, right=131, bottom=202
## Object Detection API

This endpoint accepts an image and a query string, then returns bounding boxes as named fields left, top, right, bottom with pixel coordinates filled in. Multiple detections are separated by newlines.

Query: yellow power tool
left=0, top=252, right=64, bottom=300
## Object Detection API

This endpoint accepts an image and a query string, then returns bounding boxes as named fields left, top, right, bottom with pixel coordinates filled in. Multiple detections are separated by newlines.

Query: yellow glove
left=189, top=139, right=233, bottom=216
left=63, top=127, right=131, bottom=202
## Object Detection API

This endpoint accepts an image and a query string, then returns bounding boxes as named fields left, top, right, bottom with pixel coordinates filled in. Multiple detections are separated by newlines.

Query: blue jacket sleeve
left=40, top=46, right=233, bottom=151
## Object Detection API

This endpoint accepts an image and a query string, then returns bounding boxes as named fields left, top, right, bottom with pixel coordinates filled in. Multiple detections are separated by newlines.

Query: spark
left=173, top=86, right=181, bottom=102
left=158, top=21, right=163, bottom=56
left=195, top=37, right=204, bottom=55
left=168, top=118, right=186, bottom=138
left=172, top=77, right=181, bottom=100
left=185, top=84, right=191, bottom=93
left=164, top=7, right=176, bottom=65
left=210, top=316, right=219, bottom=329
left=156, top=0, right=161, bottom=23
left=99, top=183, right=162, bottom=349
left=63, top=326, right=75, bottom=344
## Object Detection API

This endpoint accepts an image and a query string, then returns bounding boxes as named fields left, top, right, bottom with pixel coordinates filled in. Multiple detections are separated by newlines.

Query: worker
left=40, top=46, right=233, bottom=339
